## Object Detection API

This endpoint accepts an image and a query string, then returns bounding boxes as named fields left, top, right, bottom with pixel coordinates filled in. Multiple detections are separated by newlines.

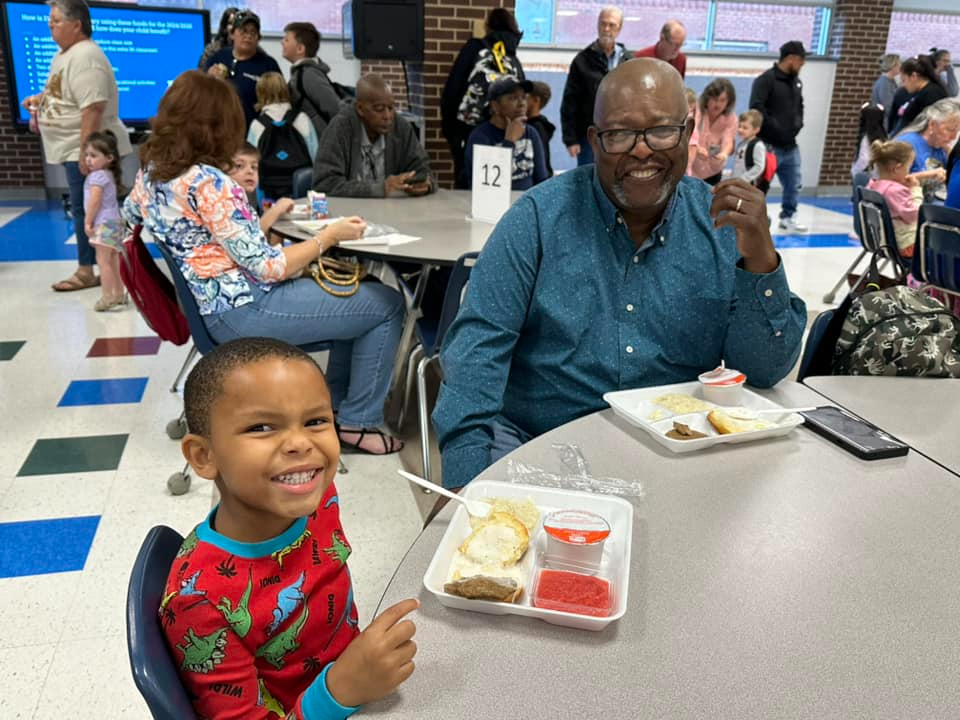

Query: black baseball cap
left=232, top=10, right=260, bottom=31
left=780, top=41, right=807, bottom=60
left=488, top=76, right=534, bottom=102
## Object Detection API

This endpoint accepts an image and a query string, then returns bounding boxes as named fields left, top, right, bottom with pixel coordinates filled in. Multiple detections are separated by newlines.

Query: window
left=516, top=0, right=833, bottom=54
left=712, top=3, right=830, bottom=54
left=885, top=11, right=960, bottom=59
left=139, top=0, right=346, bottom=36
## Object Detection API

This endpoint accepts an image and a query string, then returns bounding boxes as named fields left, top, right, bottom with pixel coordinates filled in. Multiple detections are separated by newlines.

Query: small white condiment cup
left=543, top=510, right=611, bottom=570
left=698, top=366, right=747, bottom=406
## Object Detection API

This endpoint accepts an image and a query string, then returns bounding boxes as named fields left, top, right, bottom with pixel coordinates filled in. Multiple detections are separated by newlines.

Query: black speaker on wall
left=349, top=0, right=424, bottom=61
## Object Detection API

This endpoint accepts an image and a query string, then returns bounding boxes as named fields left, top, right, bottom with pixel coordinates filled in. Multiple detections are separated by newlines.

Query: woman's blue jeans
left=206, top=278, right=405, bottom=428
left=63, top=161, right=95, bottom=267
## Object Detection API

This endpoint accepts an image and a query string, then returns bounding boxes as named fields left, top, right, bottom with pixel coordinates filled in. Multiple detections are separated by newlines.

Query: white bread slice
left=706, top=409, right=772, bottom=435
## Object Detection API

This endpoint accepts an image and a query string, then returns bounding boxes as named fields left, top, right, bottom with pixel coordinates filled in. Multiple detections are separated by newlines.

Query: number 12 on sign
left=471, top=144, right=512, bottom=224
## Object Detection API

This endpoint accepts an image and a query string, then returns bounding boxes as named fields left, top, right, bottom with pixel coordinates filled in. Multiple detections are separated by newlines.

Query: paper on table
left=340, top=233, right=420, bottom=247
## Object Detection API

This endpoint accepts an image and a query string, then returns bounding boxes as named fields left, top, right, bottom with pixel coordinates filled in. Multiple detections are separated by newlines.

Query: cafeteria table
left=271, top=190, right=507, bottom=429
left=805, top=375, right=960, bottom=476
left=365, top=381, right=960, bottom=718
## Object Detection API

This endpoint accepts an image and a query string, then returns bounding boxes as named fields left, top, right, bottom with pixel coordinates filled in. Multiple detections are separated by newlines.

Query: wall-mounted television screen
left=2, top=0, right=209, bottom=129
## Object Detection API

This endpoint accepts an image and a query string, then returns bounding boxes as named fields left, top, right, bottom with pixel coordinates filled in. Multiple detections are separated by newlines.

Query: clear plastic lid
left=543, top=510, right=611, bottom=546
left=532, top=567, right=614, bottom=618
left=698, top=366, right=747, bottom=386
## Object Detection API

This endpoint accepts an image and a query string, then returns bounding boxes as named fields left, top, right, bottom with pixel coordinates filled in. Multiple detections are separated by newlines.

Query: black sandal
left=336, top=424, right=404, bottom=455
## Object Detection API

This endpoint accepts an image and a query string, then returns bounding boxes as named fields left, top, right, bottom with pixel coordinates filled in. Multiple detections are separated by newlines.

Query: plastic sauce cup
left=698, top=366, right=747, bottom=405
left=543, top=510, right=611, bottom=568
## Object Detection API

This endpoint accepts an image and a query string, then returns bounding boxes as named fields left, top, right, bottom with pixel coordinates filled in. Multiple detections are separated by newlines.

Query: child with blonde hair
left=866, top=139, right=923, bottom=257
left=82, top=130, right=127, bottom=311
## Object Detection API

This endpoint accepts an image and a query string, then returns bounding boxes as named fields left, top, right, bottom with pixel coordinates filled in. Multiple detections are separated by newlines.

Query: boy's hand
left=385, top=172, right=416, bottom=194
left=504, top=117, right=526, bottom=143
left=325, top=598, right=419, bottom=708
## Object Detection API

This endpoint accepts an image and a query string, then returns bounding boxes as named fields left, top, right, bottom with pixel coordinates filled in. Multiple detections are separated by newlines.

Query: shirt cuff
left=735, top=254, right=792, bottom=337
left=301, top=663, right=359, bottom=720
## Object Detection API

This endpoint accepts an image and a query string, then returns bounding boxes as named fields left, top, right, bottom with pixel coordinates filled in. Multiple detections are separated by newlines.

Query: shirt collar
left=196, top=506, right=309, bottom=558
left=590, top=168, right=682, bottom=246
left=360, top=124, right=385, bottom=152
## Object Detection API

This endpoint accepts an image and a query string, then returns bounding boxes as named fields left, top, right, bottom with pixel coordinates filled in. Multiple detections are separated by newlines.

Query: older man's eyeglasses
left=596, top=125, right=687, bottom=154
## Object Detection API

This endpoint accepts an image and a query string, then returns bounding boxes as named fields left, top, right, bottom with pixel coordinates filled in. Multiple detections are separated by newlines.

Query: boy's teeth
left=275, top=470, right=315, bottom=485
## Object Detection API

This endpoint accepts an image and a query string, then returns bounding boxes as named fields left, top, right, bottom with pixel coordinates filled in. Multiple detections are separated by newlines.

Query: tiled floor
left=0, top=194, right=863, bottom=717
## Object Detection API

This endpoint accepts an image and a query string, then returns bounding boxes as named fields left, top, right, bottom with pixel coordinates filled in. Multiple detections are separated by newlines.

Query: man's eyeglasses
left=596, top=125, right=687, bottom=154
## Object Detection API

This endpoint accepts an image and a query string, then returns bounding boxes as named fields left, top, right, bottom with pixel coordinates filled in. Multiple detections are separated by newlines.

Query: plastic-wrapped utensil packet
left=505, top=443, right=644, bottom=498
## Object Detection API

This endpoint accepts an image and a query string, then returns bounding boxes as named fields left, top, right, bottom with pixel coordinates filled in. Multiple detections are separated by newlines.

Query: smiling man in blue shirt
left=433, top=58, right=807, bottom=490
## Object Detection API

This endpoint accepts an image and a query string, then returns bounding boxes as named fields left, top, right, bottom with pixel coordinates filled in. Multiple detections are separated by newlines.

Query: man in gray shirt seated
left=313, top=74, right=434, bottom=197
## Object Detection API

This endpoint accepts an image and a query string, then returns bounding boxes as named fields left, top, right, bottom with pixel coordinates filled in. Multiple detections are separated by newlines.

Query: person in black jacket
left=749, top=40, right=807, bottom=233
left=283, top=22, right=345, bottom=140
left=441, top=8, right=524, bottom=188
left=888, top=55, right=947, bottom=136
left=559, top=6, right=629, bottom=167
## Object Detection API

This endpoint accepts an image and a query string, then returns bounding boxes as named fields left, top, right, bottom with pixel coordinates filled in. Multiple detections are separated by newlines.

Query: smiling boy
left=163, top=337, right=418, bottom=719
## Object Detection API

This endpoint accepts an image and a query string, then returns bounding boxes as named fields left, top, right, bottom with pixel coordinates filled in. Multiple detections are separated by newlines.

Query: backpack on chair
left=256, top=108, right=312, bottom=200
left=456, top=40, right=521, bottom=127
left=119, top=225, right=190, bottom=346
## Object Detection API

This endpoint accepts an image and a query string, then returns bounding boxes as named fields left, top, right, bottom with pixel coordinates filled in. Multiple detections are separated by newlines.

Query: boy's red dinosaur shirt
left=160, top=483, right=360, bottom=719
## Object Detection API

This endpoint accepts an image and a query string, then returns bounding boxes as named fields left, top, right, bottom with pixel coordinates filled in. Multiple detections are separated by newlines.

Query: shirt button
left=764, top=289, right=774, bottom=298
left=626, top=345, right=634, bottom=353
left=775, top=330, right=783, bottom=337
left=617, top=215, right=624, bottom=224
left=626, top=304, right=634, bottom=312
left=632, top=256, right=639, bottom=264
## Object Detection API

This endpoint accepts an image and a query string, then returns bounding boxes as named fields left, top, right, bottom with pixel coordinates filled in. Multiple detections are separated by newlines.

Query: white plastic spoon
left=397, top=470, right=492, bottom=518
left=723, top=406, right=816, bottom=420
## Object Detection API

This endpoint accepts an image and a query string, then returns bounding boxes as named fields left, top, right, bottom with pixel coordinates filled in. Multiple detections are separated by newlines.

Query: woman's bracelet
left=314, top=230, right=328, bottom=255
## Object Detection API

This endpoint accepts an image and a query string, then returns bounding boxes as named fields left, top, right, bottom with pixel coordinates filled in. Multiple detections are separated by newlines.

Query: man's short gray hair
left=599, top=6, right=623, bottom=25
left=47, top=0, right=92, bottom=37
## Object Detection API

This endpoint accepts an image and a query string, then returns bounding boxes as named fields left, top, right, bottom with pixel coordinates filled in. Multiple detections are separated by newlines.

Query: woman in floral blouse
left=124, top=70, right=405, bottom=454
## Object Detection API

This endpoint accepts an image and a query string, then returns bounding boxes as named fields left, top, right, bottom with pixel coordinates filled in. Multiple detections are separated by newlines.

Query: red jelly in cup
left=533, top=568, right=613, bottom=617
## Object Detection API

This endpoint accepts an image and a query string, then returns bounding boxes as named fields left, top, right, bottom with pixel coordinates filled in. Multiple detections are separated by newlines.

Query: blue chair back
left=855, top=186, right=909, bottom=277
left=914, top=203, right=960, bottom=294
left=417, top=252, right=479, bottom=358
left=154, top=240, right=219, bottom=356
left=292, top=167, right=313, bottom=199
left=126, top=526, right=197, bottom=720
left=154, top=238, right=330, bottom=355
left=797, top=309, right=836, bottom=382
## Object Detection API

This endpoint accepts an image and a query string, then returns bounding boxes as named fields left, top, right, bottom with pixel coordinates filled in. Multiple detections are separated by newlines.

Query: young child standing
left=82, top=131, right=126, bottom=311
left=164, top=337, right=418, bottom=719
left=866, top=139, right=923, bottom=258
left=684, top=88, right=699, bottom=175
left=733, top=110, right=769, bottom=193
left=525, top=81, right=556, bottom=177
left=230, top=143, right=295, bottom=245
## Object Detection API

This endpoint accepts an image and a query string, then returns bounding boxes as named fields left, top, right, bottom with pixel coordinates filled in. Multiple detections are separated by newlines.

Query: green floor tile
left=0, top=341, right=25, bottom=361
left=18, top=434, right=129, bottom=477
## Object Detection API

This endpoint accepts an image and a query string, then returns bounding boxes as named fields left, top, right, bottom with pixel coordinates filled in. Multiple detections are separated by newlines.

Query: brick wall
left=362, top=0, right=512, bottom=188
left=0, top=47, right=45, bottom=188
left=818, top=0, right=894, bottom=186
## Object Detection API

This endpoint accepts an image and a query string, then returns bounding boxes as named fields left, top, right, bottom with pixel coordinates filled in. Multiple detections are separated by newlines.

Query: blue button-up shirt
left=433, top=166, right=807, bottom=489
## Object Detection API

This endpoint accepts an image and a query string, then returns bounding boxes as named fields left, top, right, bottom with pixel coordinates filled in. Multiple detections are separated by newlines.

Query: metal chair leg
left=170, top=344, right=199, bottom=393
left=416, top=354, right=434, bottom=492
left=397, top=345, right=424, bottom=431
left=822, top=249, right=866, bottom=304
left=338, top=457, right=348, bottom=475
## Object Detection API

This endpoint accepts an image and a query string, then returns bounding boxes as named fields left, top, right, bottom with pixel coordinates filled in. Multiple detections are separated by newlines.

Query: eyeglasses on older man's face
left=595, top=124, right=687, bottom=154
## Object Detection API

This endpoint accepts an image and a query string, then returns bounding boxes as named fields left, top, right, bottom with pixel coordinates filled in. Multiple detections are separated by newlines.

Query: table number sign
left=471, top=144, right=512, bottom=224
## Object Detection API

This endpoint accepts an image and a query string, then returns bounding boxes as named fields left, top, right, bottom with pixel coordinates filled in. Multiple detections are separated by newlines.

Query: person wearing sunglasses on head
left=204, top=10, right=280, bottom=128
left=433, top=59, right=806, bottom=490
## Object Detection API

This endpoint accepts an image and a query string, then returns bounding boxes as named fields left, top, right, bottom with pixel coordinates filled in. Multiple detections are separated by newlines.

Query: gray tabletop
left=271, top=190, right=504, bottom=265
left=806, top=376, right=960, bottom=475
left=365, top=382, right=960, bottom=718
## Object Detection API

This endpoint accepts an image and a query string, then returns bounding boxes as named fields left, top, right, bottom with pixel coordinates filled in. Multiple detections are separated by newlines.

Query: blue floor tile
left=58, top=377, right=149, bottom=407
left=773, top=233, right=860, bottom=249
left=0, top=200, right=76, bottom=262
left=0, top=515, right=101, bottom=578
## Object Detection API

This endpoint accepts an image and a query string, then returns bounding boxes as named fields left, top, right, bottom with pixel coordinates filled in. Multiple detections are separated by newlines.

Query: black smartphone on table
left=799, top=406, right=909, bottom=460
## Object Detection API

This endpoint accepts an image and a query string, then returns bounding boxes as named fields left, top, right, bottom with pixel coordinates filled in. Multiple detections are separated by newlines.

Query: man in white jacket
left=283, top=22, right=344, bottom=139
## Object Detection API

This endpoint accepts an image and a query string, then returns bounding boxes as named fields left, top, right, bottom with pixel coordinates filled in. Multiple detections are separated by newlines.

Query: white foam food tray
left=423, top=480, right=633, bottom=631
left=603, top=380, right=804, bottom=454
